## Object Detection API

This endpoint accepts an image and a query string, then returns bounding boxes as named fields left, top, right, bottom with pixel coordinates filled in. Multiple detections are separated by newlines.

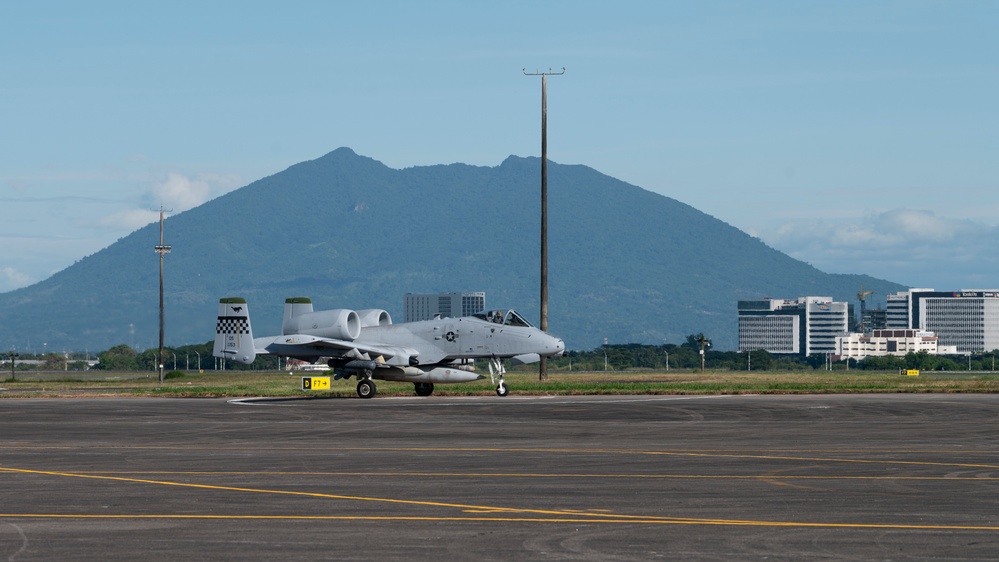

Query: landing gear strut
left=487, top=356, right=509, bottom=397
left=414, top=382, right=434, bottom=397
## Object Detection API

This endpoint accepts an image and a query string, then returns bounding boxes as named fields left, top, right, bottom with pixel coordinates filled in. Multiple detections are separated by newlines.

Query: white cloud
left=0, top=267, right=35, bottom=293
left=156, top=172, right=243, bottom=209
left=1, top=164, right=248, bottom=293
left=98, top=208, right=161, bottom=231
left=766, top=209, right=981, bottom=251
left=875, top=209, right=969, bottom=241
left=94, top=171, right=244, bottom=231
left=758, top=209, right=999, bottom=290
left=151, top=173, right=212, bottom=213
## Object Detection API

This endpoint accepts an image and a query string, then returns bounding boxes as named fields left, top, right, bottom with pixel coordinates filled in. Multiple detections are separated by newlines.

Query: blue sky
left=2, top=1, right=997, bottom=300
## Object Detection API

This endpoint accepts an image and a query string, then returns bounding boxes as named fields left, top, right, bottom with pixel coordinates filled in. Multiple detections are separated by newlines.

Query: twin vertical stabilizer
left=214, top=297, right=256, bottom=364
left=282, top=297, right=314, bottom=334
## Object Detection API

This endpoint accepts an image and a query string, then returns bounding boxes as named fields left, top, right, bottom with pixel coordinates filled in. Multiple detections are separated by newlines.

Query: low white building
left=836, top=329, right=958, bottom=360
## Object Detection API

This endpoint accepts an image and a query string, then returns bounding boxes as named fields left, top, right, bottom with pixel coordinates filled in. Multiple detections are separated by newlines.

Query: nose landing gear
left=487, top=356, right=509, bottom=397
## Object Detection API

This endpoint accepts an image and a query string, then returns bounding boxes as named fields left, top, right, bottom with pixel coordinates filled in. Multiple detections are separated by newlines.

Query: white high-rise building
left=404, top=292, right=486, bottom=322
left=738, top=296, right=849, bottom=356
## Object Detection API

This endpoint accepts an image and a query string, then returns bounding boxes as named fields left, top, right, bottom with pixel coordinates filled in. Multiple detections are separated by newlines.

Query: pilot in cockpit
left=477, top=309, right=534, bottom=327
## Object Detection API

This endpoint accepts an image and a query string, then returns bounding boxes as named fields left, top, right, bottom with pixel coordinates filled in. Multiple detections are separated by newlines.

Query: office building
left=404, top=292, right=486, bottom=322
left=860, top=307, right=888, bottom=334
left=738, top=296, right=849, bottom=356
left=885, top=289, right=999, bottom=353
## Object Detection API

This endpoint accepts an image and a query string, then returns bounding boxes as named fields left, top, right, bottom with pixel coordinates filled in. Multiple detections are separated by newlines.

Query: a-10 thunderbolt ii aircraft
left=213, top=297, right=565, bottom=398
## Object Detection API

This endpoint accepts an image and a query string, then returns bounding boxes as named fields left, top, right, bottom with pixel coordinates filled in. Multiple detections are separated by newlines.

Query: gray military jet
left=213, top=297, right=564, bottom=398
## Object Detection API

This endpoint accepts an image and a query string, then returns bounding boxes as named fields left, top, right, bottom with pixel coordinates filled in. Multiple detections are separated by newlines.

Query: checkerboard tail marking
left=212, top=297, right=257, bottom=364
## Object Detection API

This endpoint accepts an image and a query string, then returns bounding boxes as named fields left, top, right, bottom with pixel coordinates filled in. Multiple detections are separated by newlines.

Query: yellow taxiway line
left=2, top=466, right=998, bottom=532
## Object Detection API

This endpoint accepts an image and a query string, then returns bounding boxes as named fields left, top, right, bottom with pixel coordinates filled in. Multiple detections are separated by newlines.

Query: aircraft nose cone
left=551, top=336, right=565, bottom=356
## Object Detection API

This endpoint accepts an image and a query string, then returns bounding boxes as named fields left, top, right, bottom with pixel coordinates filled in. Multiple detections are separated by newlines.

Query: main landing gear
left=487, top=356, right=509, bottom=397
left=356, top=374, right=376, bottom=399
left=414, top=382, right=434, bottom=397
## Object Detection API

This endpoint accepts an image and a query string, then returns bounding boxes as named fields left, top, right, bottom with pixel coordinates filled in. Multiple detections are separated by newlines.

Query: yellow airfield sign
left=302, top=376, right=331, bottom=391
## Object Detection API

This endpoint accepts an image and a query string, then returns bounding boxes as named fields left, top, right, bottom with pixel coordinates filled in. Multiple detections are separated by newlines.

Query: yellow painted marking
left=2, top=466, right=998, bottom=531
left=3, top=444, right=998, bottom=472
left=0, top=466, right=628, bottom=520
left=0, top=513, right=995, bottom=531
left=3, top=443, right=996, bottom=456
left=3, top=470, right=998, bottom=482
left=4, top=443, right=999, bottom=471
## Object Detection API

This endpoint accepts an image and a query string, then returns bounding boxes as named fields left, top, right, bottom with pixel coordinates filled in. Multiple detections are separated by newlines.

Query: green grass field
left=2, top=369, right=997, bottom=398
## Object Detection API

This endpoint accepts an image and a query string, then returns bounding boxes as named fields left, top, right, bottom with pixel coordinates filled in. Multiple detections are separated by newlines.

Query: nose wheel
left=414, top=382, right=434, bottom=397
left=488, top=356, right=510, bottom=397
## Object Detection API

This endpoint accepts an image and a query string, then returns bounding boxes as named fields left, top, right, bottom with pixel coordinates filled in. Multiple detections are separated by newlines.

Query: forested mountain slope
left=0, top=148, right=903, bottom=351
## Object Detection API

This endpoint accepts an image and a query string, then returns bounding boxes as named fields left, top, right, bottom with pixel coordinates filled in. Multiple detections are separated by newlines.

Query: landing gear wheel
left=356, top=379, right=377, bottom=399
left=414, top=382, right=434, bottom=397
left=496, top=381, right=509, bottom=397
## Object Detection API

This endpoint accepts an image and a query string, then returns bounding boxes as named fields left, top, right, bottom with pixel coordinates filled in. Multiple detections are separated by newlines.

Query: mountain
left=0, top=148, right=905, bottom=352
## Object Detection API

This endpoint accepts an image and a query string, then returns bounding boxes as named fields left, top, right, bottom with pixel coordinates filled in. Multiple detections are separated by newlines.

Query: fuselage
left=362, top=314, right=565, bottom=364
left=254, top=312, right=564, bottom=368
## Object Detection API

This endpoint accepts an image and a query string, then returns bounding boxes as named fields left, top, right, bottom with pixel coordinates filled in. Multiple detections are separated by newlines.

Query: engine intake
left=356, top=309, right=392, bottom=328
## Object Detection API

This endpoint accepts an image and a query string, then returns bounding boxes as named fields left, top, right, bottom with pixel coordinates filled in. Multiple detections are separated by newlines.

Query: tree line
left=538, top=334, right=999, bottom=372
left=7, top=334, right=999, bottom=373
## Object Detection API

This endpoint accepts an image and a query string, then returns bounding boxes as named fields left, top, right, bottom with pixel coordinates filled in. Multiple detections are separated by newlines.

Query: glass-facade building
left=885, top=289, right=999, bottom=353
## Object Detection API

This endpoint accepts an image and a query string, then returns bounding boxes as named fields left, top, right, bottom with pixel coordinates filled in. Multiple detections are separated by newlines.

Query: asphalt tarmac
left=1, top=393, right=998, bottom=561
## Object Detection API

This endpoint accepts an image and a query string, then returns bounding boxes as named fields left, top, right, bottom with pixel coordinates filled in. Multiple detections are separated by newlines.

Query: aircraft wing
left=255, top=334, right=420, bottom=366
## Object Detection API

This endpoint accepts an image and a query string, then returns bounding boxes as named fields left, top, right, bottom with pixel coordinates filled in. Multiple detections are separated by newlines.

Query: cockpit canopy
left=473, top=309, right=535, bottom=328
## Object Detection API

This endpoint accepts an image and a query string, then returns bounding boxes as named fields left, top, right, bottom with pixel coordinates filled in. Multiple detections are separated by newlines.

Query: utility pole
left=154, top=206, right=172, bottom=383
left=7, top=349, right=18, bottom=381
left=698, top=334, right=711, bottom=372
left=524, top=67, right=564, bottom=381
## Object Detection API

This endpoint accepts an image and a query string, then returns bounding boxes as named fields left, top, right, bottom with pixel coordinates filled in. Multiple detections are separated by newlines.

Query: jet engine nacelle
left=282, top=309, right=361, bottom=341
left=356, top=309, right=392, bottom=328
